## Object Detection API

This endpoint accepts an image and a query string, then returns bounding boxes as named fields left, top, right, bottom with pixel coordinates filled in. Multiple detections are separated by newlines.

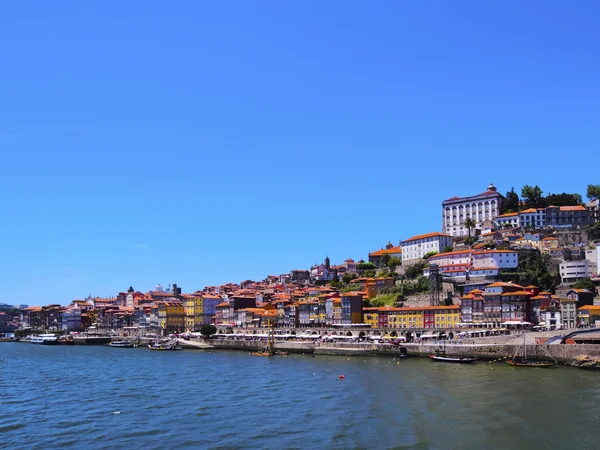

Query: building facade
left=400, top=232, right=453, bottom=263
left=560, top=260, right=597, bottom=283
left=442, top=183, right=504, bottom=236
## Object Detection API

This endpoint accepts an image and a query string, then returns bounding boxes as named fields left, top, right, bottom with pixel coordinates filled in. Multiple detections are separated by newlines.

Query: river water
left=1, top=343, right=599, bottom=449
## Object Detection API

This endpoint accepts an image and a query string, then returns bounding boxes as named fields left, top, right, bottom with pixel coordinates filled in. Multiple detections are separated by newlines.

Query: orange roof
left=369, top=246, right=402, bottom=256
left=429, top=250, right=472, bottom=259
left=519, top=208, right=538, bottom=213
left=578, top=305, right=600, bottom=311
left=473, top=250, right=516, bottom=255
left=560, top=205, right=585, bottom=211
left=542, top=236, right=557, bottom=241
left=401, top=232, right=451, bottom=243
left=497, top=212, right=518, bottom=218
left=501, top=291, right=532, bottom=296
left=216, top=302, right=229, bottom=308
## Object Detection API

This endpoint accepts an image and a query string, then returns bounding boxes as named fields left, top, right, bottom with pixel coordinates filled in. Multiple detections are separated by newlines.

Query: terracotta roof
left=369, top=246, right=402, bottom=256
left=559, top=205, right=586, bottom=211
left=401, top=232, right=451, bottom=243
left=429, top=250, right=472, bottom=259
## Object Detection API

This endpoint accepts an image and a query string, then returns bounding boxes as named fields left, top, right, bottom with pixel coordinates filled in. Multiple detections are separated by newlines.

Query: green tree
left=380, top=253, right=391, bottom=268
left=573, top=278, right=596, bottom=292
left=405, top=261, right=426, bottom=280
left=521, top=185, right=545, bottom=209
left=587, top=184, right=600, bottom=201
left=502, top=187, right=520, bottom=213
left=200, top=324, right=217, bottom=338
left=544, top=192, right=582, bottom=207
left=342, top=273, right=357, bottom=284
left=357, top=262, right=376, bottom=273
left=463, top=217, right=477, bottom=239
left=423, top=251, right=438, bottom=260
left=387, top=256, right=401, bottom=271
left=442, top=246, right=453, bottom=253
left=417, top=276, right=430, bottom=292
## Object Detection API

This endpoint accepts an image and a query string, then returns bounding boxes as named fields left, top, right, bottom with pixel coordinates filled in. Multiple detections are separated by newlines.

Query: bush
left=200, top=324, right=217, bottom=338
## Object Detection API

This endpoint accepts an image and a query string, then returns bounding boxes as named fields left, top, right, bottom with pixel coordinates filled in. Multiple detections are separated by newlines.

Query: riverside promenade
left=177, top=333, right=600, bottom=365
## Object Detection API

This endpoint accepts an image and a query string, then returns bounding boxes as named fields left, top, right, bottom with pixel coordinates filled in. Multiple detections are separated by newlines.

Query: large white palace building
left=442, top=183, right=504, bottom=237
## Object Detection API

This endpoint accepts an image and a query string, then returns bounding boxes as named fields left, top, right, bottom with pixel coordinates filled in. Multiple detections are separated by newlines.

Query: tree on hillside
left=515, top=250, right=560, bottom=291
left=544, top=192, right=582, bottom=207
left=423, top=251, right=438, bottom=260
left=503, top=187, right=520, bottom=213
left=464, top=217, right=477, bottom=239
left=387, top=256, right=401, bottom=271
left=357, top=262, right=376, bottom=273
left=521, top=185, right=545, bottom=209
left=587, top=184, right=600, bottom=201
left=380, top=253, right=391, bottom=268
left=443, top=246, right=453, bottom=253
left=405, top=261, right=426, bottom=280
left=573, top=278, right=597, bottom=293
left=342, top=273, right=357, bottom=284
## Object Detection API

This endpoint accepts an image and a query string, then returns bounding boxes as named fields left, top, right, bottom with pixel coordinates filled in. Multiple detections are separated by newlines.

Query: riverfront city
left=3, top=183, right=600, bottom=366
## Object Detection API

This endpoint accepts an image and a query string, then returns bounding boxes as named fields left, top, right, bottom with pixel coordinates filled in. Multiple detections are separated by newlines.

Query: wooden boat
left=429, top=353, right=477, bottom=363
left=506, top=332, right=555, bottom=368
left=506, top=357, right=554, bottom=368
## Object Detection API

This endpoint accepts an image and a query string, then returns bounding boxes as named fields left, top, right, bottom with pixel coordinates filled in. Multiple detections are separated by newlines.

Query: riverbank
left=181, top=337, right=600, bottom=366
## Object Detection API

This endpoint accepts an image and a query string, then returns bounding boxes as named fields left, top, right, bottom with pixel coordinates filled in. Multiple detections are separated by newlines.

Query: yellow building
left=432, top=305, right=461, bottom=329
left=363, top=307, right=379, bottom=328
left=159, top=301, right=185, bottom=334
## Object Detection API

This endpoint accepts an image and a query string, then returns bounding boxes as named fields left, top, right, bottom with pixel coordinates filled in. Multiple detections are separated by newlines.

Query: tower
left=429, top=264, right=441, bottom=306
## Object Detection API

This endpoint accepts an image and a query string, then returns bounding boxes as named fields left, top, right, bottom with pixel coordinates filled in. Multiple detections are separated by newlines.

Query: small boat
left=148, top=340, right=182, bottom=351
left=30, top=334, right=59, bottom=345
left=58, top=336, right=75, bottom=345
left=108, top=339, right=135, bottom=348
left=506, top=357, right=555, bottom=368
left=429, top=353, right=478, bottom=363
left=506, top=332, right=555, bottom=368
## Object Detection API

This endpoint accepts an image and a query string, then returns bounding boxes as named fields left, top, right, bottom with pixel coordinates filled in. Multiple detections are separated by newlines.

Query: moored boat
left=429, top=353, right=478, bottom=363
left=58, top=335, right=75, bottom=345
left=148, top=340, right=182, bottom=351
left=506, top=332, right=555, bottom=368
left=30, top=334, right=59, bottom=345
left=108, top=339, right=135, bottom=348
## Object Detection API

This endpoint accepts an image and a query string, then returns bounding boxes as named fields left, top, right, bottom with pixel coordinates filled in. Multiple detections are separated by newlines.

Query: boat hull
left=148, top=344, right=182, bottom=351
left=506, top=360, right=554, bottom=368
left=429, top=355, right=477, bottom=363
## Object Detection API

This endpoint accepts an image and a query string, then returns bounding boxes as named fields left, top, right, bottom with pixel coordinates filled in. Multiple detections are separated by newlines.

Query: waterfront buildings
left=442, top=183, right=503, bottom=236
left=400, top=232, right=452, bottom=264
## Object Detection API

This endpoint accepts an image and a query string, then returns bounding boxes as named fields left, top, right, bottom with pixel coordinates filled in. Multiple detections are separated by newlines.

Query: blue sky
left=1, top=1, right=598, bottom=305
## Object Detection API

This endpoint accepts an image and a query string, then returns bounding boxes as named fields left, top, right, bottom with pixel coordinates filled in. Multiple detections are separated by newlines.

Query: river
left=1, top=343, right=599, bottom=449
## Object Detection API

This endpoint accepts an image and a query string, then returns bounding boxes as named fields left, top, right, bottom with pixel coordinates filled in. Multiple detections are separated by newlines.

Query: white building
left=560, top=260, right=598, bottom=283
left=472, top=250, right=519, bottom=270
left=495, top=212, right=519, bottom=228
left=518, top=208, right=546, bottom=229
left=400, top=232, right=453, bottom=263
left=442, top=183, right=504, bottom=237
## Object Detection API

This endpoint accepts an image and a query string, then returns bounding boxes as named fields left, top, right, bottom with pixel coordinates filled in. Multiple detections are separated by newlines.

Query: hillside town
left=3, top=183, right=600, bottom=340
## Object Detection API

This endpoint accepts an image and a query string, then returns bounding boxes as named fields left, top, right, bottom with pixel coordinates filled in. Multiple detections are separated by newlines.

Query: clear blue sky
left=1, top=1, right=598, bottom=305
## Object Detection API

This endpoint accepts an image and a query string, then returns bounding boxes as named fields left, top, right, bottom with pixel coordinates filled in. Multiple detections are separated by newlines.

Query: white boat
left=108, top=339, right=135, bottom=348
left=30, top=334, right=59, bottom=345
